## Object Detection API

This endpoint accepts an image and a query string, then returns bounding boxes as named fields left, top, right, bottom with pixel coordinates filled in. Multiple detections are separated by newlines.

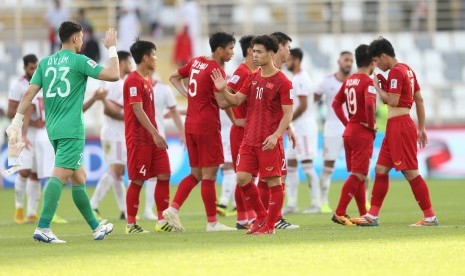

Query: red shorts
left=127, top=145, right=171, bottom=181
left=279, top=137, right=287, bottom=175
left=377, top=115, right=418, bottom=171
left=343, top=135, right=374, bottom=175
left=236, top=143, right=285, bottom=179
left=186, top=132, right=224, bottom=167
left=230, top=125, right=244, bottom=171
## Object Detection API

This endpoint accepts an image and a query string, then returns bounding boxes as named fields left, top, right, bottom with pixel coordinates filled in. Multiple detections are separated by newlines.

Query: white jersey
left=315, top=74, right=346, bottom=137
left=101, top=79, right=125, bottom=141
left=154, top=82, right=177, bottom=138
left=8, top=76, right=43, bottom=122
left=291, top=70, right=318, bottom=135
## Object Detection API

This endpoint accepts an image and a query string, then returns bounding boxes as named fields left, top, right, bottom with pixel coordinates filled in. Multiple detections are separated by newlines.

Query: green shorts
left=50, top=138, right=85, bottom=170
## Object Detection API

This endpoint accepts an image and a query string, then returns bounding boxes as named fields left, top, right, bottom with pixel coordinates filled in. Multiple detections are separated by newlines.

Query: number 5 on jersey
left=188, top=69, right=200, bottom=97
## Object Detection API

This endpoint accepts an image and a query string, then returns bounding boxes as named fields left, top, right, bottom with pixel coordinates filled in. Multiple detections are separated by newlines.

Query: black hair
left=368, top=36, right=396, bottom=58
left=23, top=54, right=38, bottom=67
left=117, top=51, right=131, bottom=61
left=239, top=35, right=254, bottom=58
left=355, top=44, right=372, bottom=68
left=251, top=35, right=279, bottom=53
left=340, top=51, right=352, bottom=57
left=209, top=32, right=236, bottom=53
left=130, top=39, right=156, bottom=64
left=270, top=31, right=292, bottom=46
left=58, top=21, right=83, bottom=43
left=289, top=48, right=303, bottom=61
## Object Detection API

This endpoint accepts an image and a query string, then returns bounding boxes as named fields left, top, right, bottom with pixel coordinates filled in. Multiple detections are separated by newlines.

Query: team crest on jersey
left=87, top=60, right=98, bottom=68
left=266, top=83, right=274, bottom=89
left=390, top=79, right=398, bottom=89
left=229, top=75, right=240, bottom=84
left=368, top=85, right=376, bottom=94
left=130, top=87, right=137, bottom=97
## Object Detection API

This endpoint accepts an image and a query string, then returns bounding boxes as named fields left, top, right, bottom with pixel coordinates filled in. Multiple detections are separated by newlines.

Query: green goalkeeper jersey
left=30, top=49, right=104, bottom=140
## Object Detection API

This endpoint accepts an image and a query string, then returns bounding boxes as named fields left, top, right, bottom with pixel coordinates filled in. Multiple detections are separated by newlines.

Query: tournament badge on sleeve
left=2, top=135, right=24, bottom=176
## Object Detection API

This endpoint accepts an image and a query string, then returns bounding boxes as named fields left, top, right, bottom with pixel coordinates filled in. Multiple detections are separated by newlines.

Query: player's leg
left=90, top=171, right=113, bottom=218
left=14, top=169, right=30, bottom=224
left=144, top=178, right=158, bottom=220
left=300, top=132, right=321, bottom=214
left=218, top=162, right=236, bottom=216
left=320, top=135, right=343, bottom=213
left=25, top=173, right=41, bottom=223
left=149, top=148, right=172, bottom=232
left=110, top=163, right=127, bottom=220
left=283, top=137, right=299, bottom=214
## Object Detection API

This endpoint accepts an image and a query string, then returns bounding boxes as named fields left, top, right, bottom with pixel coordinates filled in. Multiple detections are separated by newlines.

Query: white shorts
left=221, top=123, right=232, bottom=164
left=286, top=132, right=318, bottom=161
left=322, top=135, right=344, bottom=161
left=19, top=128, right=37, bottom=172
left=34, top=128, right=54, bottom=179
left=101, top=140, right=127, bottom=165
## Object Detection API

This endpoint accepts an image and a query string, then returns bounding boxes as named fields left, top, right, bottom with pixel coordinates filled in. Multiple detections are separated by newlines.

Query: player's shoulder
left=276, top=71, right=293, bottom=85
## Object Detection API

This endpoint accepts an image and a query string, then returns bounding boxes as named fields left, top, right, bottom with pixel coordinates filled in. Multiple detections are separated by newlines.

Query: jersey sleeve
left=227, top=68, right=247, bottom=92
left=178, top=58, right=194, bottom=78
left=30, top=60, right=45, bottom=88
left=238, top=74, right=252, bottom=97
left=8, top=80, right=24, bottom=102
left=412, top=71, right=421, bottom=92
left=294, top=76, right=311, bottom=97
left=279, top=79, right=294, bottom=105
left=125, top=77, right=143, bottom=104
left=387, top=67, right=405, bottom=96
left=314, top=79, right=325, bottom=96
left=332, top=82, right=349, bottom=126
left=364, top=82, right=377, bottom=128
left=75, top=54, right=104, bottom=79
left=333, top=82, right=346, bottom=104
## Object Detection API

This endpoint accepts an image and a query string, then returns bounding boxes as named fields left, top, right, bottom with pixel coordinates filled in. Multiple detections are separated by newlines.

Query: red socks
left=235, top=185, right=247, bottom=222
left=201, top=179, right=217, bottom=223
left=335, top=175, right=362, bottom=216
left=240, top=182, right=267, bottom=221
left=172, top=174, right=198, bottom=210
left=353, top=180, right=367, bottom=216
left=409, top=175, right=435, bottom=217
left=368, top=173, right=389, bottom=217
left=155, top=179, right=170, bottom=220
left=126, top=181, right=142, bottom=224
left=266, top=185, right=284, bottom=229
left=257, top=180, right=269, bottom=210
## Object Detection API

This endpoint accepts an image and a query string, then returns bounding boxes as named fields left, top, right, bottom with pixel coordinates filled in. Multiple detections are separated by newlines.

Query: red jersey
left=387, top=63, right=420, bottom=109
left=238, top=71, right=293, bottom=147
left=123, top=71, right=157, bottom=147
left=333, top=73, right=377, bottom=139
left=178, top=56, right=225, bottom=134
left=227, top=63, right=253, bottom=119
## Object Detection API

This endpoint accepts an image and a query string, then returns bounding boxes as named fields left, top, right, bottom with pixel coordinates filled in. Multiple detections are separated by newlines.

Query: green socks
left=38, top=177, right=64, bottom=229
left=72, top=184, right=100, bottom=230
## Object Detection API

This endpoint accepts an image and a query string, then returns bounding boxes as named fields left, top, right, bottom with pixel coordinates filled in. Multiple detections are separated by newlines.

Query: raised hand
left=103, top=28, right=117, bottom=49
left=210, top=68, right=227, bottom=92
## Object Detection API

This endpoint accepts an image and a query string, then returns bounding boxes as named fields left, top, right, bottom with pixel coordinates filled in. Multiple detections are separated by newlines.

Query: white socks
left=14, top=175, right=27, bottom=209
left=285, top=166, right=299, bottom=208
left=219, top=169, right=236, bottom=207
left=302, top=162, right=321, bottom=208
left=112, top=177, right=126, bottom=213
left=26, top=178, right=41, bottom=217
left=145, top=179, right=156, bottom=214
left=320, top=166, right=334, bottom=206
left=90, top=172, right=113, bottom=209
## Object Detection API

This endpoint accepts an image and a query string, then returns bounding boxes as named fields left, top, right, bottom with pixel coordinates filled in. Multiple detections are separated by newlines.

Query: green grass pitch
left=1, top=179, right=464, bottom=275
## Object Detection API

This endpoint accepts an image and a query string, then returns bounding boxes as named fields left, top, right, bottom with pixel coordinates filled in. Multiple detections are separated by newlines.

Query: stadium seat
left=432, top=32, right=452, bottom=52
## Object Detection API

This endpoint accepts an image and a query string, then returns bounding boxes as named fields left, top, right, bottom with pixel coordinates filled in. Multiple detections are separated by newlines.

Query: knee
left=157, top=174, right=171, bottom=181
left=375, top=165, right=390, bottom=175
left=402, top=170, right=419, bottom=181
left=352, top=173, right=366, bottom=182
left=287, top=159, right=298, bottom=168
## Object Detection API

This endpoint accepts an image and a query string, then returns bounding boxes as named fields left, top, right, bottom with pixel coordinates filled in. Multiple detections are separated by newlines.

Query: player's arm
left=96, top=28, right=120, bottom=81
left=132, top=102, right=167, bottom=149
left=214, top=91, right=234, bottom=109
left=263, top=105, right=293, bottom=150
left=83, top=88, right=108, bottom=112
left=7, top=100, right=19, bottom=119
left=331, top=84, right=349, bottom=126
left=169, top=70, right=188, bottom=97
left=167, top=106, right=185, bottom=145
left=373, top=74, right=400, bottom=107
left=292, top=95, right=308, bottom=121
left=414, top=91, right=427, bottom=149
left=103, top=100, right=124, bottom=120
left=364, top=85, right=377, bottom=132
left=223, top=107, right=237, bottom=125
left=211, top=68, right=247, bottom=106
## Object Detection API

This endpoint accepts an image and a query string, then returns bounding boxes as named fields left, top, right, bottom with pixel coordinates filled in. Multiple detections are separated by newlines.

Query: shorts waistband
left=387, top=114, right=411, bottom=123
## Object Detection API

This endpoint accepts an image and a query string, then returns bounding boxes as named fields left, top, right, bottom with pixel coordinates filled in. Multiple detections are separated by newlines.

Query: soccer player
left=212, top=34, right=294, bottom=235
left=143, top=76, right=185, bottom=221
left=225, top=35, right=258, bottom=229
left=163, top=32, right=237, bottom=232
left=6, top=21, right=118, bottom=243
left=90, top=51, right=132, bottom=221
left=351, top=37, right=438, bottom=227
left=282, top=48, right=319, bottom=215
left=312, top=51, right=354, bottom=214
left=331, top=44, right=376, bottom=226
left=123, top=40, right=172, bottom=233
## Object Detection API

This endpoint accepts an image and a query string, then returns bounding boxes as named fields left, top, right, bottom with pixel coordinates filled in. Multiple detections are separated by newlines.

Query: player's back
left=179, top=56, right=223, bottom=134
left=31, top=49, right=103, bottom=140
left=336, top=73, right=376, bottom=138
left=387, top=63, right=419, bottom=109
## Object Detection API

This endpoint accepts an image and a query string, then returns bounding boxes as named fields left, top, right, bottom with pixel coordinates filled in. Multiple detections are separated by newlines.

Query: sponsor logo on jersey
left=87, top=60, right=98, bottom=68
left=368, top=85, right=376, bottom=94
left=229, top=75, right=240, bottom=84
left=390, top=79, right=398, bottom=89
left=266, top=82, right=274, bottom=89
left=130, top=87, right=137, bottom=97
